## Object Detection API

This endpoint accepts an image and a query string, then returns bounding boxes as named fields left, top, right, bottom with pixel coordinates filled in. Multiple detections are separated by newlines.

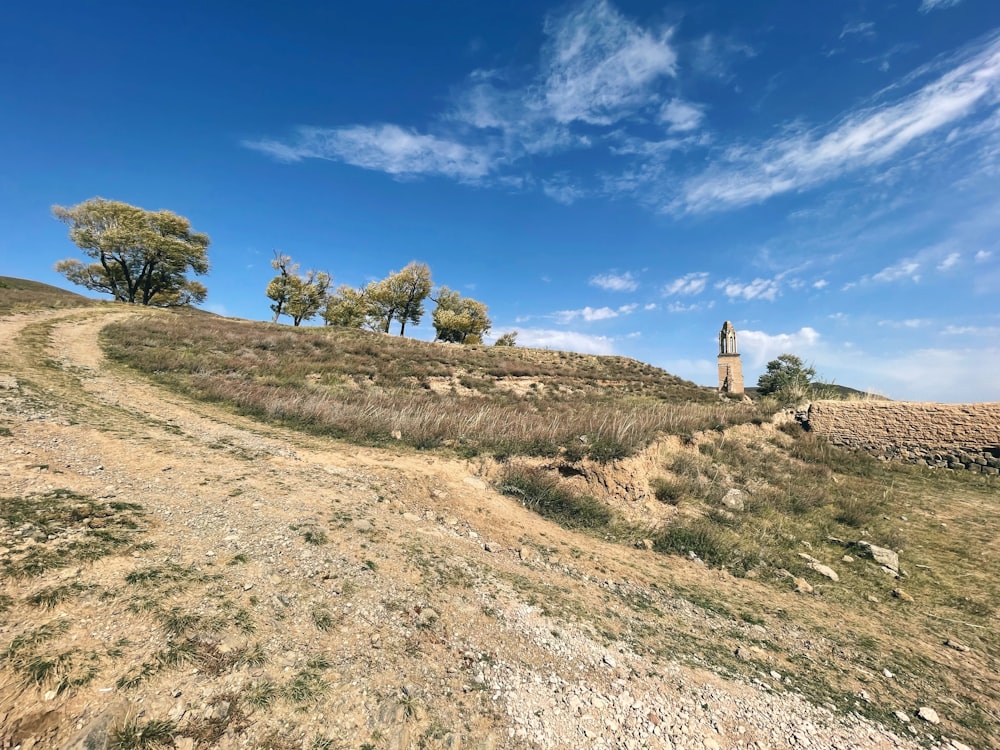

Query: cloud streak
left=676, top=31, right=1000, bottom=213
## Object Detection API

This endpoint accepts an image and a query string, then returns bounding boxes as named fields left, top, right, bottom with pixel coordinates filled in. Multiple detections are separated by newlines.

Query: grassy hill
left=0, top=276, right=99, bottom=314
left=101, top=312, right=774, bottom=461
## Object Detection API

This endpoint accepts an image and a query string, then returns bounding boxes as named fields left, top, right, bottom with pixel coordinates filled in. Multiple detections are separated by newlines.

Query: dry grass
left=0, top=277, right=99, bottom=314
left=100, top=313, right=776, bottom=460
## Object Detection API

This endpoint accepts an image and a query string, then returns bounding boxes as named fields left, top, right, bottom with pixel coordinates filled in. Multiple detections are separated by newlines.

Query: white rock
left=917, top=706, right=940, bottom=724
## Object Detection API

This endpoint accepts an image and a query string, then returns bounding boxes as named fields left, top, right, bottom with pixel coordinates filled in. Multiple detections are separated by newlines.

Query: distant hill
left=0, top=276, right=99, bottom=313
left=744, top=383, right=890, bottom=401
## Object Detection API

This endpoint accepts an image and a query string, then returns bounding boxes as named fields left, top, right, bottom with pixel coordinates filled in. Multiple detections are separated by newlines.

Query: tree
left=53, top=197, right=209, bottom=306
left=265, top=253, right=331, bottom=326
left=757, top=354, right=817, bottom=404
left=323, top=285, right=373, bottom=328
left=432, top=287, right=492, bottom=345
left=494, top=331, right=518, bottom=347
left=366, top=262, right=433, bottom=335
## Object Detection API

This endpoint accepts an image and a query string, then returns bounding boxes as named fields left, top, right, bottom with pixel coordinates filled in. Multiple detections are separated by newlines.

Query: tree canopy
left=432, top=287, right=492, bottom=345
left=365, top=262, right=433, bottom=335
left=265, top=253, right=331, bottom=326
left=756, top=354, right=816, bottom=404
left=53, top=197, right=209, bottom=306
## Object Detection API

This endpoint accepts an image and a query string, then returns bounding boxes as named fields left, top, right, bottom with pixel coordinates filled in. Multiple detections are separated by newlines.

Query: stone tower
left=717, top=321, right=744, bottom=395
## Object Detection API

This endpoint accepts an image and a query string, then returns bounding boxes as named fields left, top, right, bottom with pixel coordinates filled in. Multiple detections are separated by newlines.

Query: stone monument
left=717, top=321, right=744, bottom=395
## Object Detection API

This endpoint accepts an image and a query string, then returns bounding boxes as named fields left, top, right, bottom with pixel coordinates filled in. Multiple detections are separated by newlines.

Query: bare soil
left=0, top=308, right=988, bottom=750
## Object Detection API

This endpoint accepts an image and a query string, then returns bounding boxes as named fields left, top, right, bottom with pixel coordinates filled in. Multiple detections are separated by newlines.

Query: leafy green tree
left=432, top=287, right=492, bottom=344
left=494, top=331, right=518, bottom=347
left=265, top=253, right=331, bottom=326
left=367, top=262, right=433, bottom=335
left=53, top=197, right=209, bottom=306
left=323, top=285, right=373, bottom=328
left=757, top=354, right=817, bottom=404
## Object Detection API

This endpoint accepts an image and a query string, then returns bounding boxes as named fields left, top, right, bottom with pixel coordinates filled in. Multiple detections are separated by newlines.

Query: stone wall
left=802, top=400, right=1000, bottom=474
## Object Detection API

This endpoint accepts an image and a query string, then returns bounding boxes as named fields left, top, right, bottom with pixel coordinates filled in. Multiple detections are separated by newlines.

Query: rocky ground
left=0, top=307, right=983, bottom=750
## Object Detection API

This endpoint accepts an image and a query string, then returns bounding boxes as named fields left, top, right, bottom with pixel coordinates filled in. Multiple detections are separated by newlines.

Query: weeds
left=498, top=465, right=614, bottom=530
left=110, top=717, right=176, bottom=750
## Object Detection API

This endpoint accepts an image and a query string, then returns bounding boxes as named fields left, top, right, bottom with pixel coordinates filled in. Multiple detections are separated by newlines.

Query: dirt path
left=0, top=308, right=946, bottom=749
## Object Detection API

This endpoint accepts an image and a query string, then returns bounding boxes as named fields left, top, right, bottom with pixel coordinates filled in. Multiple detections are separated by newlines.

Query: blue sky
left=2, top=0, right=999, bottom=402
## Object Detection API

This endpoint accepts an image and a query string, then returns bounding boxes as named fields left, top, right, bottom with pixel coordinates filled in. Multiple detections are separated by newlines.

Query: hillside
left=0, top=298, right=997, bottom=750
left=0, top=276, right=99, bottom=314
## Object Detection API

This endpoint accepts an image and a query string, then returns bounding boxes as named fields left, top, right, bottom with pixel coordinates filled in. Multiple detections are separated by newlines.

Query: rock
left=484, top=542, right=501, bottom=553
left=402, top=512, right=421, bottom=522
left=352, top=519, right=373, bottom=532
left=518, top=547, right=530, bottom=561
left=944, top=639, right=970, bottom=652
left=841, top=555, right=854, bottom=563
left=174, top=738, right=195, bottom=750
left=916, top=706, right=940, bottom=724
left=602, top=654, right=617, bottom=669
left=893, top=711, right=910, bottom=723
left=721, top=488, right=746, bottom=511
left=892, top=589, right=914, bottom=603
left=807, top=562, right=839, bottom=582
left=417, top=607, right=439, bottom=627
left=794, top=577, right=813, bottom=594
left=636, top=539, right=653, bottom=550
left=852, top=541, right=899, bottom=572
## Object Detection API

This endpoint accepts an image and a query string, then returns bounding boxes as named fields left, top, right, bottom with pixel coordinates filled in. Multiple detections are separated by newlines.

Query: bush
left=652, top=522, right=729, bottom=567
left=497, top=466, right=614, bottom=530
left=651, top=477, right=684, bottom=505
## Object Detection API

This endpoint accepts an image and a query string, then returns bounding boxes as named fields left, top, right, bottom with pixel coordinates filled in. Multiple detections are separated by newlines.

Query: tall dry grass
left=101, top=313, right=776, bottom=460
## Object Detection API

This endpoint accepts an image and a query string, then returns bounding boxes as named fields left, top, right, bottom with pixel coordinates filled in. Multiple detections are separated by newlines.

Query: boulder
left=721, top=488, right=746, bottom=512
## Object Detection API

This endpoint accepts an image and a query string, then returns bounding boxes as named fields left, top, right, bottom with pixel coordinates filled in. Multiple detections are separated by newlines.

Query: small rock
left=916, top=706, right=940, bottom=724
left=417, top=607, right=439, bottom=627
left=944, top=639, right=970, bottom=652
left=807, top=562, right=839, bottom=582
left=518, top=547, right=530, bottom=561
left=242, top=582, right=253, bottom=591
left=794, top=577, right=813, bottom=594
left=175, top=737, right=195, bottom=750
left=892, top=589, right=914, bottom=603
left=484, top=542, right=501, bottom=553
left=893, top=711, right=910, bottom=723
left=58, top=567, right=81, bottom=580
left=636, top=539, right=653, bottom=551
left=602, top=654, right=617, bottom=669
left=402, top=512, right=421, bottom=522
left=352, top=519, right=373, bottom=532
left=721, top=488, right=746, bottom=512
left=841, top=555, right=854, bottom=563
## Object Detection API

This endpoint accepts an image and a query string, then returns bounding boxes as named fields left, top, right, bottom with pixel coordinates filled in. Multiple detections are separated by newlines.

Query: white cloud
left=676, top=31, right=1000, bottom=213
left=813, top=279, right=829, bottom=289
left=667, top=300, right=713, bottom=313
left=643, top=302, right=658, bottom=310
left=872, top=260, right=921, bottom=283
left=555, top=303, right=638, bottom=322
left=943, top=324, right=1000, bottom=335
left=738, top=327, right=821, bottom=367
left=542, top=0, right=677, bottom=126
left=937, top=251, right=961, bottom=270
left=919, top=0, right=963, bottom=13
left=542, top=179, right=587, bottom=204
left=975, top=250, right=993, bottom=261
left=878, top=318, right=930, bottom=328
left=663, top=271, right=709, bottom=296
left=243, top=125, right=494, bottom=181
left=840, top=22, right=876, bottom=40
left=590, top=271, right=638, bottom=292
left=660, top=99, right=705, bottom=132
left=840, top=346, right=1000, bottom=401
left=717, top=277, right=780, bottom=301
left=513, top=328, right=616, bottom=354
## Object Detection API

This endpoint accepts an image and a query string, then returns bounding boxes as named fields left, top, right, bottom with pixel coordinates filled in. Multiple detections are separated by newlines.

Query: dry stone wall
left=802, top=400, right=1000, bottom=474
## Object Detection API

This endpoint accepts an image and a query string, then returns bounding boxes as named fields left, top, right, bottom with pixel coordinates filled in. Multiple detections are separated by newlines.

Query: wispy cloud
left=590, top=271, right=639, bottom=291
left=937, top=251, right=961, bottom=270
left=919, top=0, right=963, bottom=13
left=660, top=99, right=705, bottom=132
left=716, top=277, right=780, bottom=301
left=813, top=279, right=829, bottom=289
left=555, top=303, right=638, bottom=322
left=871, top=260, right=921, bottom=283
left=976, top=249, right=993, bottom=261
left=541, top=0, right=677, bottom=126
left=243, top=125, right=494, bottom=181
left=676, top=31, right=1000, bottom=213
left=878, top=318, right=930, bottom=328
left=512, top=328, right=616, bottom=354
left=840, top=21, right=876, bottom=40
left=667, top=300, right=714, bottom=313
left=663, top=271, right=709, bottom=295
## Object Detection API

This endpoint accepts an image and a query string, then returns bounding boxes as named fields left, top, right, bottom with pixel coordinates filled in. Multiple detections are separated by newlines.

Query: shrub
left=497, top=466, right=613, bottom=530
